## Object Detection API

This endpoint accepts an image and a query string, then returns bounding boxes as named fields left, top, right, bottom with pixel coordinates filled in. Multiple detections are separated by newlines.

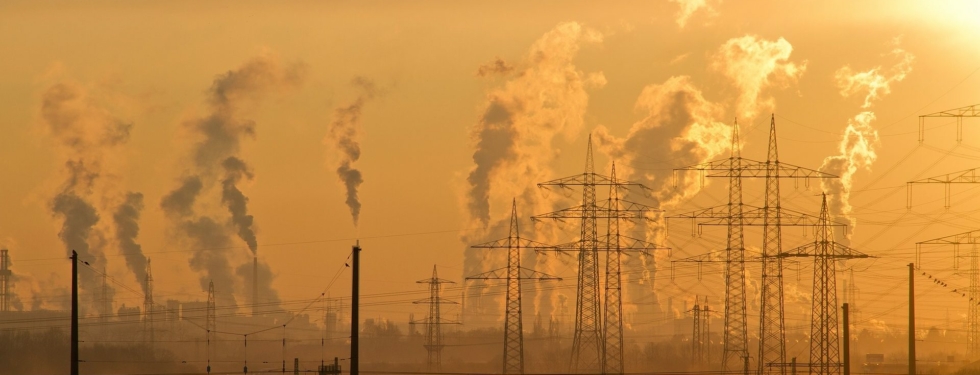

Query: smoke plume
left=821, top=46, right=914, bottom=237
left=161, top=53, right=304, bottom=303
left=713, top=35, right=806, bottom=119
left=40, top=81, right=132, bottom=309
left=327, top=77, right=378, bottom=227
left=113, top=192, right=148, bottom=293
left=669, top=0, right=716, bottom=28
left=461, top=22, right=605, bottom=325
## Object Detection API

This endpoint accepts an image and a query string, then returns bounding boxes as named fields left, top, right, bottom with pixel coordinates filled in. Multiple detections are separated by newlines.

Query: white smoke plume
left=40, top=80, right=131, bottom=311
left=821, top=46, right=914, bottom=237
left=460, top=22, right=605, bottom=325
left=713, top=35, right=806, bottom=119
left=161, top=53, right=304, bottom=305
left=669, top=0, right=717, bottom=28
left=326, top=77, right=379, bottom=227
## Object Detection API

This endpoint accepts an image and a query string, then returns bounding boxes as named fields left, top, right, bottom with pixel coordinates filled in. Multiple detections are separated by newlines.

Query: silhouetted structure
left=414, top=265, right=458, bottom=370
left=916, top=229, right=980, bottom=359
left=469, top=200, right=559, bottom=374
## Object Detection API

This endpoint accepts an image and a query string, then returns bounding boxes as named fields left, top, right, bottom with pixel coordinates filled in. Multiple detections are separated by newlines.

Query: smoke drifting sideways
left=326, top=77, right=380, bottom=227
left=595, top=34, right=806, bottom=323
left=821, top=45, right=914, bottom=240
left=113, top=192, right=148, bottom=294
left=460, top=21, right=606, bottom=326
left=161, top=54, right=303, bottom=307
left=713, top=35, right=806, bottom=120
left=669, top=0, right=717, bottom=28
left=41, top=81, right=134, bottom=311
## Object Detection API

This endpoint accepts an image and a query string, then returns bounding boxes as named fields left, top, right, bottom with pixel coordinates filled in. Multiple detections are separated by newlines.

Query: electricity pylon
left=916, top=229, right=980, bottom=359
left=691, top=296, right=712, bottom=368
left=907, top=167, right=980, bottom=209
left=536, top=148, right=667, bottom=373
left=143, top=258, right=154, bottom=347
left=468, top=200, right=560, bottom=374
left=778, top=194, right=869, bottom=375
left=918, top=104, right=980, bottom=143
left=414, top=265, right=459, bottom=371
left=671, top=116, right=837, bottom=374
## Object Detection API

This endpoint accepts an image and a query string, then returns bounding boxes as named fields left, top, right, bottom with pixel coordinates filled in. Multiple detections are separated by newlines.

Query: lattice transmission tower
left=207, top=280, right=216, bottom=355
left=468, top=200, right=560, bottom=374
left=916, top=230, right=980, bottom=360
left=535, top=141, right=666, bottom=373
left=691, top=296, right=712, bottom=368
left=778, top=194, right=869, bottom=375
left=670, top=116, right=837, bottom=374
left=414, top=265, right=459, bottom=371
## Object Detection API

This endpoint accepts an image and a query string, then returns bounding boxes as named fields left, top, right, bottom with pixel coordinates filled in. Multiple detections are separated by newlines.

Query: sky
left=2, top=0, right=980, bottom=344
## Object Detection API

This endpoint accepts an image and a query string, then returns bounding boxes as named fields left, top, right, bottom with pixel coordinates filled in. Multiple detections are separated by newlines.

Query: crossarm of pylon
left=412, top=318, right=461, bottom=325
left=908, top=168, right=980, bottom=184
left=917, top=229, right=980, bottom=245
left=778, top=242, right=872, bottom=259
left=537, top=172, right=653, bottom=189
left=413, top=297, right=460, bottom=305
left=920, top=104, right=980, bottom=117
left=532, top=202, right=659, bottom=221
left=470, top=237, right=557, bottom=251
left=688, top=205, right=848, bottom=229
left=705, top=161, right=837, bottom=179
left=465, top=266, right=561, bottom=281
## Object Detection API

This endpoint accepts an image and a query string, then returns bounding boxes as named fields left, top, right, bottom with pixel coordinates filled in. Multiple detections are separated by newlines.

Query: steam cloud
left=821, top=45, right=914, bottom=237
left=327, top=77, right=379, bottom=227
left=669, top=0, right=716, bottom=28
left=461, top=22, right=605, bottom=325
left=596, top=35, right=805, bottom=325
left=161, top=53, right=303, bottom=306
left=41, top=81, right=131, bottom=310
left=713, top=35, right=806, bottom=119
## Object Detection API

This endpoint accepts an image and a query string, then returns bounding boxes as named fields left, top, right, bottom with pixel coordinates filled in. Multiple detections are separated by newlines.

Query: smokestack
left=253, top=255, right=258, bottom=316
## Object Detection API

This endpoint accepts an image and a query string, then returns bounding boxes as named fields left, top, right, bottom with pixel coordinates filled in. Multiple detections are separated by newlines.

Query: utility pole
left=909, top=262, right=916, bottom=375
left=415, top=266, right=459, bottom=371
left=468, top=200, right=559, bottom=374
left=778, top=195, right=869, bottom=375
left=71, top=250, right=79, bottom=375
left=351, top=242, right=360, bottom=375
left=843, top=303, right=850, bottom=375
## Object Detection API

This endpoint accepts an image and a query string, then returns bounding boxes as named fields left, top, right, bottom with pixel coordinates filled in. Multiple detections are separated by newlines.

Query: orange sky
left=2, top=0, right=980, bottom=348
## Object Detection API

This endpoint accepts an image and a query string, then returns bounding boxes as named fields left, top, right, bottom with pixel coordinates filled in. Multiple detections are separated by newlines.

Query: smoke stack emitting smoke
left=821, top=44, right=914, bottom=240
left=327, top=77, right=379, bottom=227
left=161, top=53, right=302, bottom=307
left=41, top=80, right=134, bottom=309
left=114, top=192, right=149, bottom=293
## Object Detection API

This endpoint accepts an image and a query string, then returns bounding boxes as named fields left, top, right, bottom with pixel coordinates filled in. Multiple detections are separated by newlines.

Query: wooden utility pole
left=909, top=263, right=916, bottom=375
left=351, top=242, right=361, bottom=375
left=71, top=250, right=79, bottom=375
left=843, top=303, right=850, bottom=375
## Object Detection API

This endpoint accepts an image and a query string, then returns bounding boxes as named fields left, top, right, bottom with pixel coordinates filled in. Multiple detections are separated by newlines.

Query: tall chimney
left=253, top=255, right=258, bottom=316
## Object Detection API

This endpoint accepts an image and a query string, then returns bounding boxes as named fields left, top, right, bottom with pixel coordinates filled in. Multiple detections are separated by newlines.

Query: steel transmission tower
left=414, top=265, right=458, bottom=371
left=535, top=140, right=666, bottom=373
left=691, top=296, right=712, bottom=367
left=467, top=200, right=560, bottom=374
left=143, top=258, right=154, bottom=347
left=670, top=116, right=837, bottom=373
left=907, top=167, right=980, bottom=209
left=779, top=194, right=869, bottom=375
left=916, top=230, right=980, bottom=359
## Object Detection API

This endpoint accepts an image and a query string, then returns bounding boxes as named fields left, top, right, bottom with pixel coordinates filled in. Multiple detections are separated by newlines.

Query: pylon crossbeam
left=921, top=104, right=980, bottom=117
